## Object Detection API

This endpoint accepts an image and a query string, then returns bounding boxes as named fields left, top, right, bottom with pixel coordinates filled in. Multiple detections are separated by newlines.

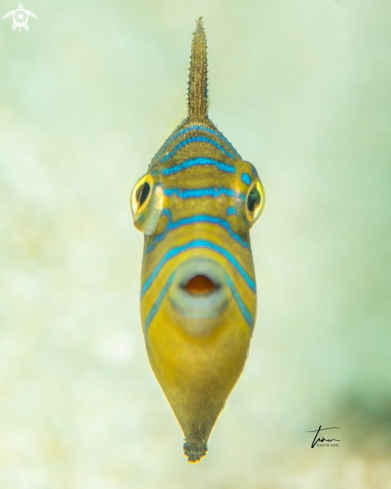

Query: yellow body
left=130, top=18, right=265, bottom=462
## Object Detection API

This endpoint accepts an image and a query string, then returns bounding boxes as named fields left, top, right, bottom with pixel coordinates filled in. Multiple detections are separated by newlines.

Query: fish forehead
left=150, top=121, right=242, bottom=169
left=159, top=165, right=247, bottom=227
left=149, top=124, right=256, bottom=222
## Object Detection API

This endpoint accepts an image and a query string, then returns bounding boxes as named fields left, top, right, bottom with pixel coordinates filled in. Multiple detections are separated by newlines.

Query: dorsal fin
left=187, top=17, right=208, bottom=119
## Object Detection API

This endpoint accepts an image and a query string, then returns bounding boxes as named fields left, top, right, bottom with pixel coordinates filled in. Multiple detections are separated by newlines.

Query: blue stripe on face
left=241, top=173, right=251, bottom=185
left=143, top=265, right=253, bottom=331
left=227, top=207, right=237, bottom=216
left=141, top=239, right=256, bottom=296
left=162, top=157, right=235, bottom=175
left=163, top=187, right=238, bottom=199
left=154, top=125, right=241, bottom=160
left=160, top=137, right=235, bottom=163
left=144, top=272, right=176, bottom=331
left=224, top=273, right=254, bottom=329
left=146, top=209, right=249, bottom=253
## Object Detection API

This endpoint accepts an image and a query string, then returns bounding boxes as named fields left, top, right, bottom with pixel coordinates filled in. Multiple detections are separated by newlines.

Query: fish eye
left=137, top=181, right=151, bottom=207
left=132, top=175, right=152, bottom=213
left=130, top=173, right=163, bottom=235
left=245, top=179, right=265, bottom=227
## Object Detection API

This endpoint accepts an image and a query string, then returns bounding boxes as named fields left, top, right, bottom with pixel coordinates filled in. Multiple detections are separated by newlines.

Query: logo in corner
left=3, top=3, right=38, bottom=31
left=306, top=425, right=340, bottom=448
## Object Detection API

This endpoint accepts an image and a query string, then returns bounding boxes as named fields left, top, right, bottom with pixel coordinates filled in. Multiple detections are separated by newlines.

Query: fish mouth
left=183, top=274, right=217, bottom=295
left=168, top=258, right=231, bottom=319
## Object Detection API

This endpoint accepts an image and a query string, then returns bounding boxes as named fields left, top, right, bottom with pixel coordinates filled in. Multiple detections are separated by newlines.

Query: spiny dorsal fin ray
left=188, top=17, right=208, bottom=119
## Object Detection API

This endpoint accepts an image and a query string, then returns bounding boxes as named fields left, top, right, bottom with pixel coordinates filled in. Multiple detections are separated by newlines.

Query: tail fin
left=184, top=436, right=208, bottom=464
left=188, top=17, right=208, bottom=119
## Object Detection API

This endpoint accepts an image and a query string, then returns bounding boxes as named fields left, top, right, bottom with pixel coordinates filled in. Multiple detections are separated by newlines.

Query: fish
left=130, top=17, right=265, bottom=463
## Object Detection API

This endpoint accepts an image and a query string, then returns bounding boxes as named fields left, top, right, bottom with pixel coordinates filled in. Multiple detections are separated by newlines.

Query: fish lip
left=168, top=258, right=231, bottom=319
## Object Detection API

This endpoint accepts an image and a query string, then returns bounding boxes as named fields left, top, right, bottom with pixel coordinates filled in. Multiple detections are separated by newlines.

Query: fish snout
left=168, top=258, right=231, bottom=332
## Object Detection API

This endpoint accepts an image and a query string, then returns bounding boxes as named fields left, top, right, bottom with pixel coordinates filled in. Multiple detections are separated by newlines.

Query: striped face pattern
left=130, top=18, right=265, bottom=463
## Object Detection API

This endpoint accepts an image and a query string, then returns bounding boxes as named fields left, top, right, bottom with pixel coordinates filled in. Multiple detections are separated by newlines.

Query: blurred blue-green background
left=1, top=0, right=390, bottom=487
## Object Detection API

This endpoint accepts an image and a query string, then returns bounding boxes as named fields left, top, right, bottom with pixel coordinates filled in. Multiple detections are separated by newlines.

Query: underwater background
left=0, top=0, right=390, bottom=487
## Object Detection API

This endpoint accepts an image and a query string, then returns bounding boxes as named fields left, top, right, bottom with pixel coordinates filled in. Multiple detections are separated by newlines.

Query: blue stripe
left=162, top=157, right=235, bottom=175
left=154, top=125, right=240, bottom=161
left=141, top=240, right=256, bottom=296
left=144, top=273, right=176, bottom=331
left=241, top=173, right=251, bottom=185
left=224, top=273, right=254, bottom=329
left=160, top=137, right=235, bottom=163
left=146, top=209, right=249, bottom=253
left=227, top=206, right=237, bottom=216
left=144, top=267, right=254, bottom=331
left=163, top=187, right=237, bottom=199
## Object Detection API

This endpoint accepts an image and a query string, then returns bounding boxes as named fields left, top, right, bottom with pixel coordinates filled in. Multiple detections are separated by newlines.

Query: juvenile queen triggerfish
left=130, top=18, right=265, bottom=463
